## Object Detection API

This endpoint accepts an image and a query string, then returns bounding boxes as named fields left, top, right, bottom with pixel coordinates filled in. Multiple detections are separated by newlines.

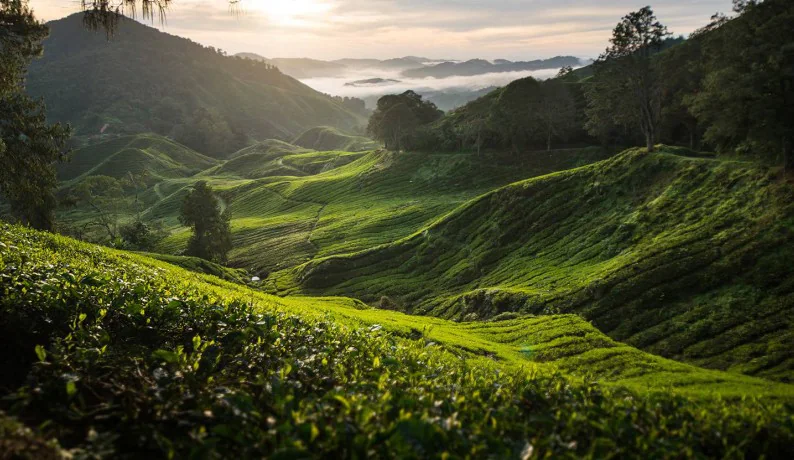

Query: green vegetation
left=367, top=91, right=443, bottom=151
left=3, top=223, right=794, bottom=457
left=417, top=1, right=793, bottom=170
left=140, top=252, right=249, bottom=284
left=228, top=139, right=314, bottom=158
left=419, top=74, right=587, bottom=155
left=27, top=14, right=367, bottom=156
left=2, top=2, right=793, bottom=456
left=0, top=0, right=70, bottom=231
left=58, top=134, right=219, bottom=183
left=292, top=126, right=380, bottom=152
left=179, top=181, right=232, bottom=263
left=53, top=131, right=611, bottom=274
left=585, top=7, right=669, bottom=151
left=269, top=147, right=794, bottom=382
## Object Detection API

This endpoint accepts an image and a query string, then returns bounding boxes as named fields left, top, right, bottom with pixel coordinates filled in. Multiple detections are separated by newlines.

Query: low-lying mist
left=301, top=67, right=567, bottom=108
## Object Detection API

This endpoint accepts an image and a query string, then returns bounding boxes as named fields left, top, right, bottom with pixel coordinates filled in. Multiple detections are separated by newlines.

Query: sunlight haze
left=29, top=0, right=733, bottom=60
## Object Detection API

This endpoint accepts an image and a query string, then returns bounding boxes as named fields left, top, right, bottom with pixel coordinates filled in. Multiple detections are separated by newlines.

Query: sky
left=28, top=0, right=734, bottom=60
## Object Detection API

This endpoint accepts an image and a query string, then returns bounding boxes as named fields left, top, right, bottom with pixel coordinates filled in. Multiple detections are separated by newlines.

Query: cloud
left=29, top=0, right=734, bottom=60
left=301, top=66, right=566, bottom=101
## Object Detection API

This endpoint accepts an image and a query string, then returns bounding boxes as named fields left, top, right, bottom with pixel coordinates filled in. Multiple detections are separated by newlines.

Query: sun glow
left=241, top=0, right=333, bottom=26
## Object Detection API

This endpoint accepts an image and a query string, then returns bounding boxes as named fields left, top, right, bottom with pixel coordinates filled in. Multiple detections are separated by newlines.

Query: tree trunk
left=547, top=129, right=552, bottom=152
left=646, top=129, right=655, bottom=152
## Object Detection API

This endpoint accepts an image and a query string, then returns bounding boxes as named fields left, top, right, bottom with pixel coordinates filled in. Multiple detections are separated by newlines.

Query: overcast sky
left=29, top=0, right=733, bottom=60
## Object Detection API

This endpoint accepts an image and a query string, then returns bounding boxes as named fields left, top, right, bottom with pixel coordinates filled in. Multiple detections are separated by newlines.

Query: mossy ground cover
left=269, top=148, right=794, bottom=382
left=2, top=224, right=794, bottom=458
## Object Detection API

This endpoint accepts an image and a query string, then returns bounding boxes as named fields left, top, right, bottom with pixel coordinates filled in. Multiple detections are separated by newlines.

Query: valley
left=2, top=0, right=794, bottom=457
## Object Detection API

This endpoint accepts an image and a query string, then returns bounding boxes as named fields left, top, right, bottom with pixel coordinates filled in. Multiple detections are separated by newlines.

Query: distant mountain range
left=28, top=15, right=366, bottom=156
left=401, top=57, right=586, bottom=78
left=235, top=53, right=586, bottom=80
left=236, top=53, right=431, bottom=78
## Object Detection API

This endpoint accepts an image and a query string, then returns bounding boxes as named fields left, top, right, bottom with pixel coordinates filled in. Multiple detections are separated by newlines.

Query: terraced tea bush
left=271, top=148, right=794, bottom=381
left=2, top=224, right=794, bottom=458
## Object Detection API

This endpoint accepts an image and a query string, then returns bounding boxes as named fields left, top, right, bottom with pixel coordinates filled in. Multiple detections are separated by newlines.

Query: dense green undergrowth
left=3, top=224, right=794, bottom=457
left=268, top=147, right=794, bottom=382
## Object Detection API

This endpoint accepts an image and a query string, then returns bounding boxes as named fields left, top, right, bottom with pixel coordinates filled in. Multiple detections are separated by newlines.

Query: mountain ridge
left=28, top=14, right=366, bottom=156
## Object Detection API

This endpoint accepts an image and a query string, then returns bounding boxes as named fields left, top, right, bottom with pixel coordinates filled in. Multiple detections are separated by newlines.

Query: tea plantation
left=2, top=223, right=794, bottom=458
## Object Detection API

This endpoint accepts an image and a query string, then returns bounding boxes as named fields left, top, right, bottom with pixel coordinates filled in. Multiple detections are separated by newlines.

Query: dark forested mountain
left=401, top=56, right=583, bottom=78
left=331, top=57, right=428, bottom=71
left=28, top=14, right=367, bottom=157
left=235, top=53, right=349, bottom=78
left=235, top=54, right=428, bottom=78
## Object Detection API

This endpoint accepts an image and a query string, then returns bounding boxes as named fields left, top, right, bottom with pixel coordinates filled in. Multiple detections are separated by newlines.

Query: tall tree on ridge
left=368, top=91, right=443, bottom=151
left=585, top=6, right=669, bottom=152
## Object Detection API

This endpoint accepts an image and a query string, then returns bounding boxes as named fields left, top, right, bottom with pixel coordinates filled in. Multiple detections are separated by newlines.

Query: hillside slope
left=227, top=139, right=314, bottom=159
left=152, top=148, right=612, bottom=274
left=28, top=14, right=366, bottom=153
left=292, top=126, right=381, bottom=152
left=269, top=148, right=794, bottom=382
left=2, top=223, right=794, bottom=457
left=57, top=134, right=219, bottom=182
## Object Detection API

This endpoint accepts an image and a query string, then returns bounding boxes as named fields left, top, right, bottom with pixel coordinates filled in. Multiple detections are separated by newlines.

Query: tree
left=74, top=175, right=125, bottom=242
left=533, top=79, right=578, bottom=151
left=491, top=77, right=544, bottom=155
left=462, top=117, right=488, bottom=156
left=0, top=0, right=70, bottom=230
left=688, top=0, right=794, bottom=169
left=120, top=219, right=165, bottom=251
left=367, top=91, right=443, bottom=151
left=121, top=169, right=150, bottom=217
left=657, top=37, right=703, bottom=149
left=585, top=6, right=669, bottom=152
left=80, top=0, right=171, bottom=35
left=179, top=181, right=231, bottom=263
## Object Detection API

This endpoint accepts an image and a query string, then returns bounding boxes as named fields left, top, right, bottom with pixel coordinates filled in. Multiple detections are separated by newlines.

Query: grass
left=2, top=223, right=794, bottom=457
left=267, top=147, right=794, bottom=382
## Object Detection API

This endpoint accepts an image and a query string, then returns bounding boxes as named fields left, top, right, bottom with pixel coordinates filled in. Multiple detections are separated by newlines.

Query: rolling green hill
left=227, top=139, right=314, bottom=159
left=211, top=149, right=367, bottom=180
left=152, top=147, right=612, bottom=274
left=27, top=14, right=367, bottom=156
left=52, top=133, right=794, bottom=386
left=54, top=133, right=612, bottom=273
left=268, top=148, right=794, bottom=382
left=2, top=223, right=794, bottom=457
left=58, top=134, right=219, bottom=182
left=292, top=126, right=381, bottom=152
